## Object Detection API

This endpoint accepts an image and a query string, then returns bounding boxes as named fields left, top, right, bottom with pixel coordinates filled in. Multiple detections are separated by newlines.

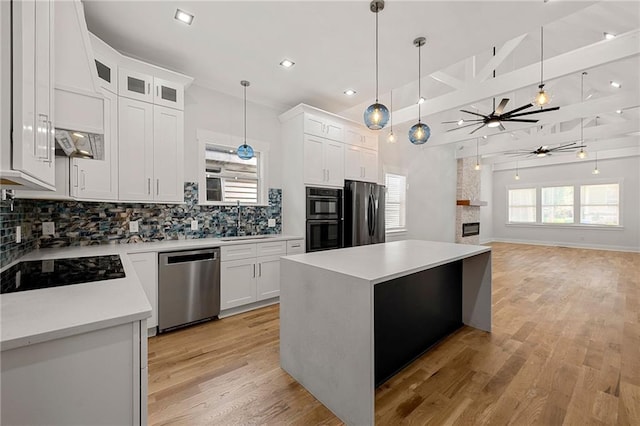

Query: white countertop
left=282, top=240, right=491, bottom=285
left=1, top=234, right=302, bottom=351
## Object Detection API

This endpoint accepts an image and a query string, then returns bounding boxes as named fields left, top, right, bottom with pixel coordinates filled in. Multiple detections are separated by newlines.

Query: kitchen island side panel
left=280, top=259, right=374, bottom=426
left=462, top=251, right=492, bottom=332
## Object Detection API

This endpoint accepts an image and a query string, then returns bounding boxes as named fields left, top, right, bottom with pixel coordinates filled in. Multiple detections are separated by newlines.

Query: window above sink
left=197, top=129, right=270, bottom=206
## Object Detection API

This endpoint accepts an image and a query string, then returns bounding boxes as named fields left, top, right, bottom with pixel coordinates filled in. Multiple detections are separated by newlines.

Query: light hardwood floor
left=148, top=243, right=640, bottom=425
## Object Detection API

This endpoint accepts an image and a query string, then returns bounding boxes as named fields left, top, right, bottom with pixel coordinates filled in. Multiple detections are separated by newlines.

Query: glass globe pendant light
left=533, top=27, right=551, bottom=107
left=237, top=80, right=254, bottom=160
left=408, top=37, right=430, bottom=145
left=363, top=0, right=389, bottom=130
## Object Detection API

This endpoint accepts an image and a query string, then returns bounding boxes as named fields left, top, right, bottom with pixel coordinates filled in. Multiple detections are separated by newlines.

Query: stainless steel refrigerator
left=344, top=180, right=386, bottom=247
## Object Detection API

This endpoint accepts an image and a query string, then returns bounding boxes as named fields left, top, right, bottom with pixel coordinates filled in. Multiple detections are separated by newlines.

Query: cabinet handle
left=258, top=263, right=262, bottom=277
left=253, top=264, right=256, bottom=278
left=156, top=86, right=159, bottom=97
left=147, top=178, right=151, bottom=195
left=147, top=82, right=150, bottom=94
left=73, top=165, right=79, bottom=188
left=156, top=179, right=159, bottom=195
left=291, top=244, right=300, bottom=248
left=46, top=120, right=53, bottom=163
left=81, top=170, right=86, bottom=190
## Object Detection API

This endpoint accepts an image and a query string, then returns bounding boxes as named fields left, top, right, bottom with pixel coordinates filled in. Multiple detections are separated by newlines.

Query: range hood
left=54, top=1, right=104, bottom=136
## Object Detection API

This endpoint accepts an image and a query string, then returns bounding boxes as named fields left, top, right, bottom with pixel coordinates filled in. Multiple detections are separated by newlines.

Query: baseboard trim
left=219, top=298, right=279, bottom=319
left=488, top=238, right=640, bottom=253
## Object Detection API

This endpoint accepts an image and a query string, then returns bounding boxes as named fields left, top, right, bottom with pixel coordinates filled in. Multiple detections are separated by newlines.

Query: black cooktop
left=1, top=255, right=126, bottom=294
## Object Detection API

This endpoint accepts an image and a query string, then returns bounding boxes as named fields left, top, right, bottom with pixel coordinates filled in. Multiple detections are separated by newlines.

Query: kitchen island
left=279, top=240, right=491, bottom=426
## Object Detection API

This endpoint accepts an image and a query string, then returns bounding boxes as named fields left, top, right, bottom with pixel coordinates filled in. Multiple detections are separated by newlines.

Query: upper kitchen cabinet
left=302, top=135, right=344, bottom=188
left=119, top=68, right=154, bottom=103
left=154, top=78, right=184, bottom=110
left=345, top=126, right=378, bottom=151
left=94, top=54, right=117, bottom=93
left=304, top=113, right=344, bottom=142
left=344, top=144, right=378, bottom=183
left=3, top=0, right=56, bottom=190
left=153, top=105, right=184, bottom=202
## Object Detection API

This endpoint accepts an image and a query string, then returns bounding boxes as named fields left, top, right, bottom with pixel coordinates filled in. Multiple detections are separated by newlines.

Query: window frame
left=383, top=167, right=408, bottom=234
left=506, top=178, right=623, bottom=228
left=541, top=185, right=575, bottom=224
left=507, top=186, right=537, bottom=223
left=197, top=129, right=270, bottom=206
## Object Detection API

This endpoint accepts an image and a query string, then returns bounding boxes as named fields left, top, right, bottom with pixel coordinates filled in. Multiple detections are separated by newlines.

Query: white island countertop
left=283, top=240, right=490, bottom=285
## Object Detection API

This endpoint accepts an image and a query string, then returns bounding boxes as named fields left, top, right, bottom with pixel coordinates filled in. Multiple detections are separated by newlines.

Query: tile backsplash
left=0, top=183, right=282, bottom=268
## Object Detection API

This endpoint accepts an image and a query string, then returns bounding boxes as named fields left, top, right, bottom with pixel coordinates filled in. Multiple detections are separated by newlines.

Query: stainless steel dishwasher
left=158, top=248, right=220, bottom=333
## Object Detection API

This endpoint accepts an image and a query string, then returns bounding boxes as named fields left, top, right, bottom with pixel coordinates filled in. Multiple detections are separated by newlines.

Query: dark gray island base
left=374, top=260, right=463, bottom=386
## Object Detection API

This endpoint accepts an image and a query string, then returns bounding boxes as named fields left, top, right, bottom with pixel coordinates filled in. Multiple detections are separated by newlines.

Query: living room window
left=508, top=188, right=536, bottom=223
left=541, top=186, right=574, bottom=224
left=580, top=183, right=620, bottom=225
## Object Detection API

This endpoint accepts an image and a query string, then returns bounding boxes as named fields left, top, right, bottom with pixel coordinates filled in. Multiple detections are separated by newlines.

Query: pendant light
left=514, top=161, right=521, bottom=180
left=576, top=72, right=588, bottom=159
left=474, top=139, right=481, bottom=170
left=237, top=80, right=254, bottom=160
left=387, top=90, right=396, bottom=143
left=363, top=0, right=389, bottom=130
left=592, top=152, right=600, bottom=174
left=408, top=37, right=431, bottom=145
left=533, top=27, right=551, bottom=107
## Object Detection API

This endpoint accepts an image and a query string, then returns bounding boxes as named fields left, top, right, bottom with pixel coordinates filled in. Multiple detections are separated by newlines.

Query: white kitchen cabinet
left=130, top=252, right=158, bottom=333
left=15, top=156, right=70, bottom=200
left=153, top=105, right=184, bottom=202
left=94, top=53, right=117, bottom=94
left=286, top=239, right=305, bottom=255
left=154, top=77, right=184, bottom=110
left=1, top=321, right=147, bottom=426
left=345, top=144, right=378, bottom=183
left=71, top=89, right=118, bottom=200
left=220, top=258, right=257, bottom=310
left=256, top=255, right=281, bottom=301
left=304, top=113, right=343, bottom=142
left=345, top=126, right=378, bottom=151
left=9, top=0, right=55, bottom=188
left=118, top=67, right=153, bottom=103
left=220, top=241, right=287, bottom=311
left=118, top=97, right=154, bottom=201
left=303, top=135, right=344, bottom=188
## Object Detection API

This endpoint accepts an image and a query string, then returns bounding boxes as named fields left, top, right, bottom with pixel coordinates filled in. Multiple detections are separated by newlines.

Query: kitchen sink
left=220, top=235, right=276, bottom=242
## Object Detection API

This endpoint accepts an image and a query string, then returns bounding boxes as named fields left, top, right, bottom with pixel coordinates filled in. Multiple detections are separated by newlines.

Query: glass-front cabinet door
left=94, top=54, right=117, bottom=94
left=154, top=77, right=184, bottom=110
left=118, top=67, right=153, bottom=103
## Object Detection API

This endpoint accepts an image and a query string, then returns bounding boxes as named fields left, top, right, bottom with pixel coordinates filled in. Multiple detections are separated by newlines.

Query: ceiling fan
left=507, top=142, right=586, bottom=158
left=443, top=98, right=559, bottom=134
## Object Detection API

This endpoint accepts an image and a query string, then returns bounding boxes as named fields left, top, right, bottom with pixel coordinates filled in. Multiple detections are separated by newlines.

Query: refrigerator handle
left=367, top=194, right=375, bottom=237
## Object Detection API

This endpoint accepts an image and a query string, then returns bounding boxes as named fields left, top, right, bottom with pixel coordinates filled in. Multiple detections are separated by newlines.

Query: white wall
left=479, top=166, right=493, bottom=244
left=183, top=84, right=283, bottom=189
left=379, top=135, right=457, bottom=243
left=491, top=156, right=640, bottom=251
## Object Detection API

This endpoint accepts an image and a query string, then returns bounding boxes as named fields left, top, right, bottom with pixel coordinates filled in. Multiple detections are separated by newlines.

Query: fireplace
left=462, top=222, right=480, bottom=237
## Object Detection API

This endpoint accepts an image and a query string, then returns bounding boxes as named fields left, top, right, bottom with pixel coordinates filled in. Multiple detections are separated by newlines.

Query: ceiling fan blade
left=501, top=103, right=533, bottom=117
left=460, top=109, right=488, bottom=118
left=494, top=98, right=509, bottom=115
left=446, top=122, right=482, bottom=132
left=504, top=118, right=539, bottom=123
left=549, top=142, right=577, bottom=151
left=441, top=119, right=483, bottom=124
left=469, top=123, right=487, bottom=134
left=508, top=106, right=561, bottom=118
left=498, top=123, right=506, bottom=131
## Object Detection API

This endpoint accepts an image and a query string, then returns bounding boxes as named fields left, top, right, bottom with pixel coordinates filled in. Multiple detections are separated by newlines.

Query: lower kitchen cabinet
left=220, top=258, right=257, bottom=310
left=129, top=252, right=158, bottom=332
left=1, top=320, right=147, bottom=426
left=256, top=255, right=281, bottom=301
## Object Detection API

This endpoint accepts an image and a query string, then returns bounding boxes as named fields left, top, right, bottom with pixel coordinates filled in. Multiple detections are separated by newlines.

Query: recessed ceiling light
left=344, top=89, right=356, bottom=96
left=457, top=119, right=464, bottom=126
left=417, top=97, right=425, bottom=105
left=279, top=59, right=295, bottom=69
left=482, top=135, right=487, bottom=139
left=610, top=81, right=622, bottom=88
left=616, top=109, right=623, bottom=114
left=175, top=9, right=194, bottom=25
left=603, top=32, right=616, bottom=40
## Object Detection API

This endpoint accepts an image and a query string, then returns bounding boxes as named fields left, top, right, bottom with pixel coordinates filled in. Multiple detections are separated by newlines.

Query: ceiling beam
left=437, top=91, right=640, bottom=148
left=392, top=29, right=640, bottom=126
left=474, top=34, right=528, bottom=82
left=430, top=71, right=464, bottom=90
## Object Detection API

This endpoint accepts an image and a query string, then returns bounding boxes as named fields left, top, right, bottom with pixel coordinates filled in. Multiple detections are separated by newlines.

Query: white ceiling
left=83, top=0, right=640, bottom=162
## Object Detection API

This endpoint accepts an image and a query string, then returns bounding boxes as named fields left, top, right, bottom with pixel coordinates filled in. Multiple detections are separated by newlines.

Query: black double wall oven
left=306, top=187, right=343, bottom=252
